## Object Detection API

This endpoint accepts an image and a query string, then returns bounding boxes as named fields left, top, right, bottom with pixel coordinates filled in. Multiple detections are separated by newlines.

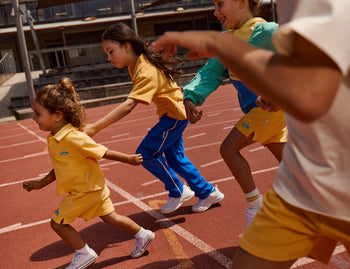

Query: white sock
left=76, top=244, right=89, bottom=254
left=244, top=188, right=263, bottom=209
left=135, top=227, right=145, bottom=238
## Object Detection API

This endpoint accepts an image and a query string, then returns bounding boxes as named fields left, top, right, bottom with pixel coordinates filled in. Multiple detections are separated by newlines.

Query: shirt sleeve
left=249, top=22, right=278, bottom=52
left=68, top=132, right=108, bottom=161
left=128, top=66, right=158, bottom=104
left=183, top=58, right=227, bottom=106
left=273, top=0, right=350, bottom=75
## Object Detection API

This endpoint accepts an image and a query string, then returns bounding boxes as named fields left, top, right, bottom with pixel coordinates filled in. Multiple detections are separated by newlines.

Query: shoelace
left=133, top=237, right=142, bottom=252
left=70, top=253, right=81, bottom=266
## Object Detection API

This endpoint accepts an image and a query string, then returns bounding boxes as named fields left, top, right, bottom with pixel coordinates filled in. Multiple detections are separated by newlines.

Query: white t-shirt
left=272, top=0, right=350, bottom=221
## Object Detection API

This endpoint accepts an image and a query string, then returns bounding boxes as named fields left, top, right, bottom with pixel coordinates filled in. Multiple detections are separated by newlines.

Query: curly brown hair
left=35, top=77, right=86, bottom=130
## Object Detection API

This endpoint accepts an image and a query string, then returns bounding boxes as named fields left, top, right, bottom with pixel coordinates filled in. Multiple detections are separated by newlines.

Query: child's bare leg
left=265, top=142, right=286, bottom=162
left=50, top=219, right=85, bottom=250
left=101, top=211, right=154, bottom=258
left=220, top=128, right=255, bottom=193
left=100, top=211, right=141, bottom=235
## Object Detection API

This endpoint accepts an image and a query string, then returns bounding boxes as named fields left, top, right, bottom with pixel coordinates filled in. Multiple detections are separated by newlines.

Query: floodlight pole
left=130, top=0, right=138, bottom=35
left=12, top=0, right=35, bottom=105
left=271, top=0, right=276, bottom=22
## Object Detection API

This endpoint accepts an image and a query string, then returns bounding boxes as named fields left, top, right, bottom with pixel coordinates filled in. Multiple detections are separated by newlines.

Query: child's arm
left=103, top=150, right=143, bottom=166
left=153, top=31, right=342, bottom=122
left=84, top=98, right=138, bottom=137
left=23, top=169, right=56, bottom=192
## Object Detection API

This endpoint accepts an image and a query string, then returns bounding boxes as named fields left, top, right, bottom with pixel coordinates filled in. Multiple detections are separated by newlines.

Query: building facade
left=0, top=0, right=226, bottom=73
left=0, top=0, right=275, bottom=74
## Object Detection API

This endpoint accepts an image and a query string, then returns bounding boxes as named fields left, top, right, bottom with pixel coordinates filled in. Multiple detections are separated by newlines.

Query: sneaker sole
left=72, top=254, right=98, bottom=269
left=192, top=193, right=224, bottom=213
left=130, top=232, right=155, bottom=259
left=161, top=189, right=194, bottom=214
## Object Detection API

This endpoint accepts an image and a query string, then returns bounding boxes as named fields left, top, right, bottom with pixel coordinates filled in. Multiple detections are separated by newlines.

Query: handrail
left=0, top=52, right=9, bottom=65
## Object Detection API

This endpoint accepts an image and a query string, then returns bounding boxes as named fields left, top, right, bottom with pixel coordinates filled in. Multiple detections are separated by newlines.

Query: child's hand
left=184, top=99, right=203, bottom=124
left=83, top=123, right=97, bottom=137
left=256, top=96, right=281, bottom=112
left=128, top=154, right=143, bottom=166
left=23, top=180, right=42, bottom=192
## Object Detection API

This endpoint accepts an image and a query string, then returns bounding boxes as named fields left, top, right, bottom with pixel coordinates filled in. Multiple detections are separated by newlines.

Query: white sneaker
left=192, top=186, right=224, bottom=213
left=130, top=230, right=155, bottom=258
left=245, top=208, right=259, bottom=228
left=161, top=185, right=194, bottom=214
left=66, top=247, right=98, bottom=269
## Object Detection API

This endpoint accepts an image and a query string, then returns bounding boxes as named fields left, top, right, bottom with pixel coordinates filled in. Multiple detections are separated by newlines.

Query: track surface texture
left=1, top=84, right=349, bottom=268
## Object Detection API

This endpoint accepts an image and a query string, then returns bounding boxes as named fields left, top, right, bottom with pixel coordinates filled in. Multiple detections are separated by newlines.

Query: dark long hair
left=102, top=22, right=183, bottom=81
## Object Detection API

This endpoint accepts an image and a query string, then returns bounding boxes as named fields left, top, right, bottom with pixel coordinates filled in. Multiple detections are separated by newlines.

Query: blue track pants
left=136, top=114, right=213, bottom=198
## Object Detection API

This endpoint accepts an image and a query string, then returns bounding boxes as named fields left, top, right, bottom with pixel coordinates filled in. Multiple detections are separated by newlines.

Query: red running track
left=0, top=84, right=348, bottom=268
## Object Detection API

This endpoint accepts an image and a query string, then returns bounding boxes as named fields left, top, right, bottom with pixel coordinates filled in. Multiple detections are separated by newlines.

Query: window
left=97, top=0, right=112, bottom=16
left=82, top=1, right=98, bottom=17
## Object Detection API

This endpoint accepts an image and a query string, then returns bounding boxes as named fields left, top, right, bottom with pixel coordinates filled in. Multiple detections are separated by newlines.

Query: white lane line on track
left=186, top=133, right=206, bottom=139
left=0, top=223, right=22, bottom=233
left=0, top=176, right=42, bottom=188
left=0, top=152, right=47, bottom=163
left=200, top=159, right=223, bottom=168
left=0, top=181, right=231, bottom=268
left=330, top=252, right=350, bottom=268
left=207, top=112, right=221, bottom=117
left=186, top=142, right=221, bottom=150
left=99, top=135, right=144, bottom=145
left=105, top=179, right=232, bottom=269
left=17, top=122, right=46, bottom=143
left=0, top=164, right=279, bottom=189
left=291, top=245, right=347, bottom=268
left=110, top=132, right=130, bottom=138
left=0, top=123, right=46, bottom=150
left=223, top=125, right=235, bottom=130
left=187, top=119, right=238, bottom=130
left=0, top=133, right=26, bottom=140
left=0, top=140, right=39, bottom=149
left=249, top=146, right=264, bottom=152
left=4, top=176, right=347, bottom=268
left=141, top=179, right=160, bottom=186
left=1, top=140, right=223, bottom=164
left=8, top=165, right=348, bottom=267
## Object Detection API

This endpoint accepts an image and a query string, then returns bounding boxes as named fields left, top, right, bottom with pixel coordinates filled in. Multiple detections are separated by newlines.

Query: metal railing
left=0, top=52, right=14, bottom=85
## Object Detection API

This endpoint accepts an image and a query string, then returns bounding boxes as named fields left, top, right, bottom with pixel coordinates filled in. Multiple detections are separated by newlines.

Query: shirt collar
left=128, top=54, right=147, bottom=81
left=48, top=123, right=75, bottom=142
left=229, top=17, right=266, bottom=40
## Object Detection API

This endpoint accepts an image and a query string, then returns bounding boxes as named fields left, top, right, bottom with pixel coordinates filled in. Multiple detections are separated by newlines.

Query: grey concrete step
left=14, top=73, right=198, bottom=120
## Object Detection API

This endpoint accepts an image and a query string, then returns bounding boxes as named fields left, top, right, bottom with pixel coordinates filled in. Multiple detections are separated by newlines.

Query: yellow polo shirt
left=128, top=54, right=187, bottom=120
left=47, top=123, right=108, bottom=196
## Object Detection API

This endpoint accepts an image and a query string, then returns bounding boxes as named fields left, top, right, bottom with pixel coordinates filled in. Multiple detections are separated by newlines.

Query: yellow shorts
left=239, top=188, right=350, bottom=264
left=235, top=107, right=287, bottom=145
left=52, top=186, right=115, bottom=225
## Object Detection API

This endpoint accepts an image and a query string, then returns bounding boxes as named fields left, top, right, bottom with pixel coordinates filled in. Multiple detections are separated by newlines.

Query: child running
left=84, top=22, right=224, bottom=214
left=182, top=0, right=287, bottom=227
left=151, top=0, right=350, bottom=267
left=23, top=77, right=154, bottom=269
